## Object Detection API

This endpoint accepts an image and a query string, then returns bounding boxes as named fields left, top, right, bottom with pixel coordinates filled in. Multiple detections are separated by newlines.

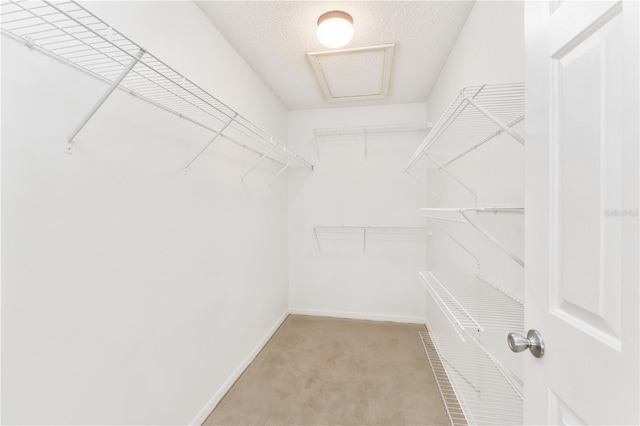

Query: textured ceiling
left=195, top=1, right=475, bottom=110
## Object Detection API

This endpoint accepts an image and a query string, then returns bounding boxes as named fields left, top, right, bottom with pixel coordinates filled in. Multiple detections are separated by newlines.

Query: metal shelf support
left=185, top=113, right=237, bottom=170
left=425, top=154, right=477, bottom=201
left=421, top=208, right=525, bottom=268
left=65, top=48, right=145, bottom=154
left=460, top=211, right=525, bottom=268
left=241, top=145, right=276, bottom=181
left=464, top=95, right=524, bottom=146
left=426, top=218, right=480, bottom=265
left=269, top=155, right=297, bottom=184
left=442, top=116, right=524, bottom=168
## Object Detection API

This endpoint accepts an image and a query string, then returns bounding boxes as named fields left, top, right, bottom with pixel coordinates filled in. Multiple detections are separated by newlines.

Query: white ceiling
left=195, top=1, right=475, bottom=110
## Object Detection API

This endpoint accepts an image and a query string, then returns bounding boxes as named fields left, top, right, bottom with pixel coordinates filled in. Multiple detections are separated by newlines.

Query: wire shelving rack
left=405, top=83, right=524, bottom=172
left=411, top=84, right=526, bottom=425
left=420, top=330, right=523, bottom=426
left=419, top=271, right=524, bottom=340
left=0, top=0, right=314, bottom=180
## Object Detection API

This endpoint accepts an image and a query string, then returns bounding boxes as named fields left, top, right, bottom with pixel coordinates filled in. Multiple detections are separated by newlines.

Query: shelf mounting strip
left=1, top=0, right=313, bottom=180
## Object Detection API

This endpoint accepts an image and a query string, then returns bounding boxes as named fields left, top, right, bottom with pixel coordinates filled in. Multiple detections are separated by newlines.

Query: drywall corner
left=189, top=311, right=289, bottom=426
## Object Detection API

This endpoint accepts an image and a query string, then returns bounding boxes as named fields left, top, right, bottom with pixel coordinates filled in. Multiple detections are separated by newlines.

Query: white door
left=525, top=1, right=639, bottom=424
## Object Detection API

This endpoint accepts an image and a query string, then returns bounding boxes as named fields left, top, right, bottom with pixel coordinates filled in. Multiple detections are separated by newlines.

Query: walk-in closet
left=2, top=1, right=639, bottom=425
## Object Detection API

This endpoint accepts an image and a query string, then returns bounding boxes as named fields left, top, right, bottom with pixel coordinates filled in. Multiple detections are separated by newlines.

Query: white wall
left=288, top=103, right=428, bottom=323
left=426, top=0, right=525, bottom=122
left=420, top=0, right=526, bottom=383
left=2, top=2, right=294, bottom=424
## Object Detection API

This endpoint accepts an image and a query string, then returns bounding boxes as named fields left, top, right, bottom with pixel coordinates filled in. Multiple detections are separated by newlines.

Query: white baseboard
left=288, top=307, right=425, bottom=324
left=189, top=310, right=289, bottom=426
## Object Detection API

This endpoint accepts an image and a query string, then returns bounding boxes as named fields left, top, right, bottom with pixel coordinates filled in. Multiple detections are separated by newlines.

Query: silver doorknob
left=507, top=329, right=545, bottom=358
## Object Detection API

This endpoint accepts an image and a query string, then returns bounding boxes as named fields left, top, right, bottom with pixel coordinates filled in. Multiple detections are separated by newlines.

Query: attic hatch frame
left=1, top=0, right=314, bottom=181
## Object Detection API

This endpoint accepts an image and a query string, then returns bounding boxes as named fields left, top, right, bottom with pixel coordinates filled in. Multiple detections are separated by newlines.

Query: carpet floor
left=203, top=315, right=448, bottom=425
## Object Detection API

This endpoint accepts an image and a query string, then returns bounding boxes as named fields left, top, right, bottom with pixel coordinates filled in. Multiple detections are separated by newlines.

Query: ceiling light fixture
left=316, top=10, right=354, bottom=49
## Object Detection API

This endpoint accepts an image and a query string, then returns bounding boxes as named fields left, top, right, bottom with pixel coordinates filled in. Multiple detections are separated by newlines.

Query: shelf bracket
left=404, top=96, right=466, bottom=172
left=425, top=154, right=477, bottom=201
left=268, top=155, right=297, bottom=184
left=364, top=128, right=368, bottom=158
left=403, top=170, right=441, bottom=201
left=314, top=227, right=321, bottom=252
left=464, top=95, right=525, bottom=146
left=427, top=218, right=480, bottom=266
left=443, top=116, right=525, bottom=167
left=426, top=185, right=442, bottom=202
left=313, top=131, right=320, bottom=159
left=185, top=113, right=237, bottom=170
left=241, top=144, right=277, bottom=181
left=65, top=48, right=145, bottom=154
left=363, top=228, right=367, bottom=253
left=460, top=211, right=525, bottom=268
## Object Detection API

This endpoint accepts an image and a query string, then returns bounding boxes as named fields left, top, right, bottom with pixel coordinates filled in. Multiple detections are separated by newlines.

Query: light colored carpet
left=203, top=315, right=448, bottom=425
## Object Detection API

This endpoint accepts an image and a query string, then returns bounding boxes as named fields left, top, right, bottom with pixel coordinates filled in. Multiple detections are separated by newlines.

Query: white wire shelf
left=421, top=208, right=524, bottom=268
left=419, top=331, right=466, bottom=426
left=419, top=271, right=524, bottom=340
left=420, top=330, right=523, bottom=426
left=405, top=83, right=524, bottom=172
left=313, top=123, right=431, bottom=158
left=1, top=0, right=313, bottom=179
left=313, top=225, right=430, bottom=252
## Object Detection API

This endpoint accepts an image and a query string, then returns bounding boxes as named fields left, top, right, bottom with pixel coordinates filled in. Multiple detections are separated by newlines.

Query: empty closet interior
left=2, top=1, right=526, bottom=424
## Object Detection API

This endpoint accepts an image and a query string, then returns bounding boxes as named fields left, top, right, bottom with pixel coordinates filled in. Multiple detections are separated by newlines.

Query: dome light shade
left=316, top=10, right=354, bottom=49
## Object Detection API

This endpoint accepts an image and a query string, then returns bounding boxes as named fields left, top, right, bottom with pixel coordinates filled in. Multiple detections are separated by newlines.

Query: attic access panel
left=307, top=44, right=394, bottom=102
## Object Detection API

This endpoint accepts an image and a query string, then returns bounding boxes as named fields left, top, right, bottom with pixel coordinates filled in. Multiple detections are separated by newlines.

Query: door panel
left=549, top=390, right=587, bottom=425
left=525, top=1, right=639, bottom=424
left=551, top=6, right=623, bottom=347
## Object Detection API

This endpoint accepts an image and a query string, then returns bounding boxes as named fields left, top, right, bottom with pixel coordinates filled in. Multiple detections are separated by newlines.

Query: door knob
left=507, top=329, right=545, bottom=358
